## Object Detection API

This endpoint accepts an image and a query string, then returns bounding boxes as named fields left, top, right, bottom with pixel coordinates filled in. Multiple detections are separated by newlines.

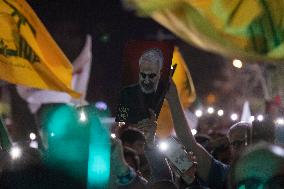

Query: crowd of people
left=0, top=48, right=283, bottom=189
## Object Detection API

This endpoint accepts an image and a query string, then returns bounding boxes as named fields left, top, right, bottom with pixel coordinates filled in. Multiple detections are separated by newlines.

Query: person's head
left=123, top=146, right=140, bottom=172
left=194, top=134, right=212, bottom=153
left=138, top=48, right=163, bottom=94
left=251, top=119, right=275, bottom=144
left=211, top=136, right=231, bottom=164
left=120, top=128, right=146, bottom=155
left=227, top=122, right=252, bottom=160
left=231, top=143, right=284, bottom=189
left=148, top=180, right=177, bottom=189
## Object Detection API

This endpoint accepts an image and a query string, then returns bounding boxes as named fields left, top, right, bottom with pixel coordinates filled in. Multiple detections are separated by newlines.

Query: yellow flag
left=126, top=0, right=284, bottom=61
left=157, top=47, right=196, bottom=138
left=0, top=0, right=80, bottom=97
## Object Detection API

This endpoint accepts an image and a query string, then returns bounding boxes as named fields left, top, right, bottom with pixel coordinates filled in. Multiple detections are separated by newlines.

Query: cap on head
left=232, top=143, right=284, bottom=187
left=227, top=122, right=252, bottom=144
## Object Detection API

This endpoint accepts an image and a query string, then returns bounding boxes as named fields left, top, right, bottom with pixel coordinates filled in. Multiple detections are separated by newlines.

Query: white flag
left=241, top=101, right=252, bottom=123
left=71, top=34, right=92, bottom=104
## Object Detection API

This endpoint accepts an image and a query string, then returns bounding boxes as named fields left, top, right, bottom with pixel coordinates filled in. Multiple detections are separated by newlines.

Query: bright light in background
left=217, top=109, right=224, bottom=116
left=249, top=116, right=255, bottom=122
left=207, top=107, right=214, bottom=114
left=275, top=118, right=284, bottom=125
left=10, top=146, right=22, bottom=160
left=29, top=132, right=36, bottom=140
left=257, top=115, right=264, bottom=122
left=29, top=141, right=38, bottom=149
left=79, top=110, right=87, bottom=122
left=233, top=59, right=243, bottom=68
left=110, top=133, right=116, bottom=139
left=158, top=141, right=168, bottom=152
left=51, top=132, right=55, bottom=137
left=195, top=110, right=203, bottom=117
left=95, top=101, right=108, bottom=111
left=191, top=129, right=197, bottom=136
left=230, top=113, right=238, bottom=121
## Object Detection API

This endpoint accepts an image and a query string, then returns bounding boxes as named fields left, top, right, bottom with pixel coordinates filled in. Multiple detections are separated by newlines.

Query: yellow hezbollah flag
left=157, top=47, right=196, bottom=138
left=125, top=0, right=284, bottom=61
left=0, top=0, right=80, bottom=97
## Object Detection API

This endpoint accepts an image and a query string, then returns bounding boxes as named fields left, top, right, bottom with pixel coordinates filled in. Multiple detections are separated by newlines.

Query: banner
left=0, top=0, right=80, bottom=97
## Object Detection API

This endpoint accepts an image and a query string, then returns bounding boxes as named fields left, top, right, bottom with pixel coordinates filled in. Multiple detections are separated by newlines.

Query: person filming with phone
left=166, top=79, right=278, bottom=189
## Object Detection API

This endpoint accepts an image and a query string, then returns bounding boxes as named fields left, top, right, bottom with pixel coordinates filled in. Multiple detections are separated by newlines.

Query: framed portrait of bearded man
left=115, top=40, right=174, bottom=124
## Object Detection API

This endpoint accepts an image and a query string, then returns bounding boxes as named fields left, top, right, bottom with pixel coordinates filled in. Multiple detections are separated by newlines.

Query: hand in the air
left=111, top=138, right=129, bottom=176
left=137, top=109, right=157, bottom=148
left=181, top=151, right=198, bottom=185
left=165, top=79, right=179, bottom=102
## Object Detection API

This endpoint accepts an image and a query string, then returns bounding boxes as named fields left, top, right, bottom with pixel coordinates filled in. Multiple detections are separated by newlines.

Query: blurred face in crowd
left=228, top=125, right=250, bottom=160
left=139, top=60, right=161, bottom=94
left=233, top=144, right=284, bottom=189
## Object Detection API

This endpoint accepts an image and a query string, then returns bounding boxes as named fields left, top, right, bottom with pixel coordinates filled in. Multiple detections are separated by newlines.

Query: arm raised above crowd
left=111, top=138, right=147, bottom=189
left=165, top=80, right=212, bottom=182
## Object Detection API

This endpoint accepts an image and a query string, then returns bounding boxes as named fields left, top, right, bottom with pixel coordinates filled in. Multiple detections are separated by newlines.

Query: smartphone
left=160, top=136, right=193, bottom=173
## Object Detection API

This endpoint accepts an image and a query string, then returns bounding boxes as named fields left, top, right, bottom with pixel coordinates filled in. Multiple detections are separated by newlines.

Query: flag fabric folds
left=17, top=35, right=92, bottom=113
left=0, top=0, right=80, bottom=97
left=157, top=47, right=196, bottom=138
left=171, top=47, right=196, bottom=107
left=125, top=0, right=284, bottom=61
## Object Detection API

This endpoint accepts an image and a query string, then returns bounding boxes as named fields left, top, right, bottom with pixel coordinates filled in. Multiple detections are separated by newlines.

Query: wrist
left=182, top=174, right=195, bottom=185
left=146, top=135, right=156, bottom=149
left=146, top=141, right=156, bottom=150
left=116, top=162, right=130, bottom=176
left=116, top=167, right=136, bottom=185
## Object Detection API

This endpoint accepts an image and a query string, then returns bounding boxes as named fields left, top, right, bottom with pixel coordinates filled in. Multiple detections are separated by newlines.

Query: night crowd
left=0, top=49, right=283, bottom=189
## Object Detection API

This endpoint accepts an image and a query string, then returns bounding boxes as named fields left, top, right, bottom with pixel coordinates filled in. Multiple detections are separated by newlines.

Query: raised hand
left=165, top=79, right=179, bottom=102
left=111, top=138, right=129, bottom=176
left=181, top=152, right=198, bottom=185
left=137, top=109, right=157, bottom=148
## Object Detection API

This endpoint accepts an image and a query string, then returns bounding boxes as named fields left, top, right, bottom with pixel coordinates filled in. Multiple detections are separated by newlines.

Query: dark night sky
left=24, top=0, right=225, bottom=114
left=8, top=0, right=273, bottom=142
left=7, top=0, right=233, bottom=141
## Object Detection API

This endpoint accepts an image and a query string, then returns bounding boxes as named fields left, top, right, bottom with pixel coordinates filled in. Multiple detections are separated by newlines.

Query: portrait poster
left=116, top=40, right=174, bottom=124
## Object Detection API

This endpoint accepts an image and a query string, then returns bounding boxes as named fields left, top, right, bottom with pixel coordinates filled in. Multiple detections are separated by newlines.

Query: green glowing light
left=85, top=106, right=111, bottom=189
left=41, top=104, right=89, bottom=181
left=100, top=34, right=110, bottom=43
left=238, top=185, right=246, bottom=189
left=40, top=104, right=111, bottom=188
